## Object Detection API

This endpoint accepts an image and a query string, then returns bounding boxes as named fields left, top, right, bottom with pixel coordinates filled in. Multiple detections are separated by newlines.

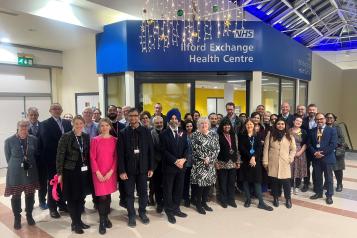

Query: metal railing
left=338, top=122, right=354, bottom=151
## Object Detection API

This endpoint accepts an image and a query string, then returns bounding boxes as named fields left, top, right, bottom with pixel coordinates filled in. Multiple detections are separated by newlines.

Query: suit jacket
left=150, top=128, right=163, bottom=171
left=38, top=117, right=72, bottom=172
left=308, top=126, right=337, bottom=164
left=28, top=122, right=40, bottom=138
left=117, top=125, right=154, bottom=175
left=278, top=113, right=294, bottom=129
left=302, top=117, right=309, bottom=131
left=110, top=121, right=126, bottom=138
left=160, top=128, right=188, bottom=174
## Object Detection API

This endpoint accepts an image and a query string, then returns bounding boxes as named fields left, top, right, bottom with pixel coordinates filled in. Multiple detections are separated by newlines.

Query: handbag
left=335, top=146, right=346, bottom=159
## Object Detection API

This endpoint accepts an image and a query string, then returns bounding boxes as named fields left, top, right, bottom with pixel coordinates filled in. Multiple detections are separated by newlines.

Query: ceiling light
left=0, top=37, right=10, bottom=43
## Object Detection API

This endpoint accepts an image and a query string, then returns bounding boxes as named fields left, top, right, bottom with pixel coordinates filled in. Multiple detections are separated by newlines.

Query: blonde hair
left=196, top=117, right=210, bottom=132
left=98, top=118, right=112, bottom=134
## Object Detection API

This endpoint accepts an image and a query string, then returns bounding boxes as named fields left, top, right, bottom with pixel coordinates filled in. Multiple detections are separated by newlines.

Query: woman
left=270, top=114, right=278, bottom=125
left=290, top=116, right=307, bottom=194
left=190, top=117, right=220, bottom=214
left=263, top=119, right=296, bottom=209
left=216, top=118, right=239, bottom=208
left=90, top=118, right=118, bottom=235
left=63, top=113, right=74, bottom=121
left=326, top=113, right=347, bottom=192
left=182, top=120, right=196, bottom=207
left=192, top=110, right=201, bottom=124
left=4, top=120, right=40, bottom=230
left=238, top=119, right=273, bottom=211
left=184, top=112, right=193, bottom=122
left=56, top=115, right=92, bottom=234
left=140, top=111, right=152, bottom=129
left=93, top=108, right=102, bottom=123
left=251, top=112, right=265, bottom=140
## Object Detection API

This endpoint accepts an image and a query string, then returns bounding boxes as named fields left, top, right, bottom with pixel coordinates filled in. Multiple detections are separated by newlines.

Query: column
left=250, top=71, right=262, bottom=113
left=125, top=71, right=135, bottom=107
left=97, top=74, right=105, bottom=115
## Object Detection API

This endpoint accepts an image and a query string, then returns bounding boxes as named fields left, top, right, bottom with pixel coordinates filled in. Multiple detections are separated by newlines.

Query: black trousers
left=217, top=169, right=236, bottom=203
left=37, top=163, right=48, bottom=204
left=163, top=171, right=185, bottom=215
left=313, top=159, right=334, bottom=197
left=67, top=198, right=84, bottom=226
left=124, top=173, right=148, bottom=217
left=304, top=154, right=316, bottom=190
left=118, top=178, right=126, bottom=206
left=195, top=185, right=210, bottom=206
left=152, top=165, right=164, bottom=207
left=47, top=169, right=66, bottom=211
left=334, top=170, right=343, bottom=185
left=271, top=177, right=291, bottom=200
left=183, top=167, right=192, bottom=202
left=98, top=195, right=111, bottom=217
left=243, top=182, right=264, bottom=204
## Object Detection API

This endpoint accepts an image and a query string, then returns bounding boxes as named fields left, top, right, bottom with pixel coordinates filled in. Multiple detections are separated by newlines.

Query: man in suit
left=160, top=108, right=188, bottom=224
left=118, top=108, right=154, bottom=227
left=308, top=113, right=337, bottom=205
left=38, top=103, right=72, bottom=218
left=278, top=102, right=294, bottom=129
left=27, top=107, right=48, bottom=210
left=152, top=103, right=167, bottom=124
left=224, top=102, right=243, bottom=134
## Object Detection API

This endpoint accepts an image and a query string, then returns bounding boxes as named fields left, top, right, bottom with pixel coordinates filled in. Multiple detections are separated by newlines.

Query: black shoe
left=58, top=206, right=68, bottom=213
left=80, top=221, right=90, bottom=229
left=184, top=200, right=190, bottom=207
left=273, top=197, right=279, bottom=207
left=336, top=184, right=343, bottom=192
left=228, top=201, right=237, bottom=208
left=14, top=216, right=21, bottom=230
left=326, top=197, right=333, bottom=205
left=310, top=193, right=323, bottom=200
left=128, top=216, right=136, bottom=227
left=196, top=205, right=206, bottom=215
left=71, top=224, right=84, bottom=234
left=99, top=217, right=106, bottom=234
left=174, top=211, right=187, bottom=218
left=156, top=206, right=163, bottom=214
left=139, top=213, right=150, bottom=224
left=244, top=199, right=251, bottom=208
left=301, top=184, right=309, bottom=192
left=167, top=214, right=176, bottom=224
left=50, top=210, right=60, bottom=219
left=285, top=199, right=292, bottom=209
left=105, top=217, right=112, bottom=228
left=258, top=203, right=273, bottom=211
left=202, top=203, right=213, bottom=212
left=221, top=202, right=228, bottom=208
left=26, top=215, right=35, bottom=225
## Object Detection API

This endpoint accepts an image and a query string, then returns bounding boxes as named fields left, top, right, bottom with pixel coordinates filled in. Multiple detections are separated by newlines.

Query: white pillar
left=97, top=74, right=105, bottom=115
left=224, top=83, right=234, bottom=105
left=296, top=80, right=300, bottom=108
left=250, top=71, right=262, bottom=113
left=125, top=71, right=135, bottom=107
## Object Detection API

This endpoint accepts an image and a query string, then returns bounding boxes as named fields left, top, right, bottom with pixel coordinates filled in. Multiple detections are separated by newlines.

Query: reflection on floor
left=1, top=156, right=357, bottom=238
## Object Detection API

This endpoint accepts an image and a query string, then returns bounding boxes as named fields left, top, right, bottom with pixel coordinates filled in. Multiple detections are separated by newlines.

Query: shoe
left=301, top=184, right=309, bottom=192
left=50, top=210, right=60, bottom=219
left=273, top=197, right=279, bottom=207
left=184, top=200, right=190, bottom=207
left=139, top=213, right=150, bottom=224
left=148, top=195, right=155, bottom=206
left=244, top=199, right=251, bottom=208
left=58, top=206, right=68, bottom=213
left=336, top=184, right=343, bottom=192
left=72, top=225, right=84, bottom=234
left=326, top=197, right=333, bottom=205
left=39, top=202, right=48, bottom=210
left=285, top=199, right=292, bottom=209
left=14, top=216, right=21, bottom=230
left=105, top=217, right=112, bottom=228
left=221, top=202, right=228, bottom=208
left=128, top=216, right=136, bottom=228
left=202, top=203, right=213, bottom=212
left=228, top=201, right=237, bottom=208
left=310, top=193, right=323, bottom=200
left=174, top=211, right=187, bottom=218
left=167, top=214, right=176, bottom=224
left=80, top=221, right=90, bottom=229
left=99, top=216, right=106, bottom=234
left=323, top=184, right=327, bottom=190
left=196, top=205, right=206, bottom=215
left=258, top=203, right=273, bottom=211
left=156, top=206, right=163, bottom=214
left=26, top=215, right=36, bottom=225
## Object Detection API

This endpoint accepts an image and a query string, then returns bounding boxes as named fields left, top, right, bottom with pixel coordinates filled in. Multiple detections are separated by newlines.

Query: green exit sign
left=18, top=56, right=33, bottom=66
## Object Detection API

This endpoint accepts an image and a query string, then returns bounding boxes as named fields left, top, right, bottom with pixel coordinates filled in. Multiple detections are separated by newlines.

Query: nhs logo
left=234, top=29, right=254, bottom=38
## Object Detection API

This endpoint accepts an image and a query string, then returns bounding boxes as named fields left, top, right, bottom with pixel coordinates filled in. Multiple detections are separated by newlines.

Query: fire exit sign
left=17, top=54, right=33, bottom=66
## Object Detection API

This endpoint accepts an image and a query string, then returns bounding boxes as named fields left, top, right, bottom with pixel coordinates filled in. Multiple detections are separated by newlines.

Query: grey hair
left=152, top=116, right=163, bottom=123
left=17, top=119, right=30, bottom=129
left=27, top=107, right=39, bottom=114
left=82, top=106, right=93, bottom=114
left=196, top=117, right=211, bottom=131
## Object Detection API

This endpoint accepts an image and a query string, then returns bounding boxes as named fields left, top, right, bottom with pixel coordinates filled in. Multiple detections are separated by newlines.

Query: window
left=299, top=80, right=308, bottom=107
left=106, top=74, right=126, bottom=108
left=281, top=79, right=296, bottom=113
left=262, top=75, right=279, bottom=114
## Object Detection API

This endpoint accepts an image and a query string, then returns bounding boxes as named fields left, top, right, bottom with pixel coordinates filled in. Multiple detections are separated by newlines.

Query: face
left=256, top=105, right=265, bottom=115
left=315, top=114, right=326, bottom=127
left=270, top=115, right=278, bottom=124
left=308, top=106, right=317, bottom=118
left=245, top=120, right=254, bottom=132
left=276, top=120, right=286, bottom=131
left=93, top=110, right=101, bottom=120
left=239, top=114, right=247, bottom=122
left=217, top=114, right=223, bottom=123
left=154, top=118, right=164, bottom=130
left=73, top=119, right=84, bottom=132
left=49, top=104, right=63, bottom=118
left=296, top=106, right=306, bottom=116
left=107, top=106, right=117, bottom=120
left=223, top=124, right=231, bottom=133
left=185, top=114, right=193, bottom=121
left=27, top=111, right=39, bottom=124
left=17, top=123, right=29, bottom=136
left=281, top=103, right=290, bottom=115
left=128, top=111, right=139, bottom=125
left=263, top=112, right=271, bottom=124
left=209, top=114, right=218, bottom=126
left=252, top=114, right=261, bottom=125
left=100, top=121, right=111, bottom=134
left=293, top=118, right=303, bottom=128
left=154, top=104, right=162, bottom=115
left=199, top=120, right=209, bottom=132
left=226, top=105, right=234, bottom=116
left=326, top=114, right=335, bottom=125
left=82, top=108, right=93, bottom=122
left=169, top=115, right=179, bottom=128
left=123, top=107, right=130, bottom=117
left=63, top=114, right=73, bottom=121
left=185, top=122, right=193, bottom=133
left=117, top=108, right=123, bottom=118
left=141, top=114, right=151, bottom=127
left=193, top=112, right=200, bottom=121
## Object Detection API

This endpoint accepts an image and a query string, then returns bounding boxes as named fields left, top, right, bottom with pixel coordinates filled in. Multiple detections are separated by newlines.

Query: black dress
left=238, top=133, right=263, bottom=183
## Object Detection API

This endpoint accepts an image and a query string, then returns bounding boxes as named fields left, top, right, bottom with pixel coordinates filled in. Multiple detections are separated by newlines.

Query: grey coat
left=5, top=134, right=39, bottom=187
left=151, top=128, right=162, bottom=171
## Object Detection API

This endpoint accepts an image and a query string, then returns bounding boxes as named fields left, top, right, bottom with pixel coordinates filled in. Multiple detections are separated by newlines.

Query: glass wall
left=261, top=75, right=279, bottom=114
left=106, top=74, right=126, bottom=107
left=281, top=79, right=296, bottom=112
left=299, top=81, right=308, bottom=107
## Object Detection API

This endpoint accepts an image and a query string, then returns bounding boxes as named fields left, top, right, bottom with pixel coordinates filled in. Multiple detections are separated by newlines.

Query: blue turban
left=166, top=108, right=181, bottom=123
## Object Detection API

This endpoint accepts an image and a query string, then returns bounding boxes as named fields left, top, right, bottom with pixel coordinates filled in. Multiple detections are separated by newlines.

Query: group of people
left=4, top=101, right=347, bottom=234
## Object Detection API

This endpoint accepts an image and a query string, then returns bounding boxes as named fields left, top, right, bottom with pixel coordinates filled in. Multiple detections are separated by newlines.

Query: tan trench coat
left=263, top=132, right=296, bottom=179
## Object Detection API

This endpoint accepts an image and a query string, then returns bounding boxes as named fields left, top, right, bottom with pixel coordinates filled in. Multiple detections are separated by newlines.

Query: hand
left=295, top=152, right=301, bottom=158
left=120, top=172, right=128, bottom=180
left=104, top=169, right=113, bottom=181
left=96, top=171, right=105, bottom=182
left=148, top=170, right=153, bottom=178
left=215, top=162, right=221, bottom=170
left=249, top=156, right=256, bottom=167
left=236, top=162, right=241, bottom=169
left=58, top=175, right=62, bottom=184
left=204, top=157, right=210, bottom=165
left=175, top=159, right=183, bottom=169
left=314, top=151, right=324, bottom=159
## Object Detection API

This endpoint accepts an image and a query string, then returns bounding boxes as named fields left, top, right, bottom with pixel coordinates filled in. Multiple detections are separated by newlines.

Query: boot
left=11, top=197, right=22, bottom=230
left=25, top=195, right=35, bottom=225
left=99, top=216, right=106, bottom=235
left=98, top=200, right=107, bottom=234
left=273, top=197, right=279, bottom=207
left=105, top=199, right=112, bottom=228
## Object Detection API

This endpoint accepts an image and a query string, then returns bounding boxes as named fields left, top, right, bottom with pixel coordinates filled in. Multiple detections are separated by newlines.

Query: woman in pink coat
left=90, top=118, right=118, bottom=235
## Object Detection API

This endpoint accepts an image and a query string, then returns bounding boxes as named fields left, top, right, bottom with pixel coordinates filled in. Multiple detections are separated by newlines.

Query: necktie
left=57, top=118, right=64, bottom=134
left=174, top=130, right=179, bottom=144
left=317, top=127, right=323, bottom=144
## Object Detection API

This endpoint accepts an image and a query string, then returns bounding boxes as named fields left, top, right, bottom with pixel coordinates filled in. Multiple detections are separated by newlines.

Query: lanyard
left=249, top=136, right=255, bottom=149
left=224, top=133, right=232, bottom=149
left=17, top=135, right=28, bottom=160
left=75, top=135, right=85, bottom=162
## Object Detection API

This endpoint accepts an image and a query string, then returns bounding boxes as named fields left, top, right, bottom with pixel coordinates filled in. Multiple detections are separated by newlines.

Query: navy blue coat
left=308, top=126, right=337, bottom=164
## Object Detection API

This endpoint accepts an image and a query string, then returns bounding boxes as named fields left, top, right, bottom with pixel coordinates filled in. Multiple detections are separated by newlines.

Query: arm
left=289, top=137, right=297, bottom=163
left=56, top=134, right=69, bottom=175
left=90, top=138, right=99, bottom=173
left=307, top=130, right=317, bottom=155
left=262, top=132, right=270, bottom=167
left=4, top=138, right=11, bottom=164
left=118, top=132, right=127, bottom=174
left=147, top=130, right=154, bottom=171
left=321, top=128, right=338, bottom=156
left=160, top=132, right=179, bottom=165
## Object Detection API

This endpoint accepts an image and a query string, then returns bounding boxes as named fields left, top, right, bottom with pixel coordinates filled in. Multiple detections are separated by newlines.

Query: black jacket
left=110, top=121, right=126, bottom=138
left=278, top=113, right=294, bottom=129
left=117, top=125, right=154, bottom=175
left=217, top=133, right=238, bottom=162
left=160, top=128, right=188, bottom=173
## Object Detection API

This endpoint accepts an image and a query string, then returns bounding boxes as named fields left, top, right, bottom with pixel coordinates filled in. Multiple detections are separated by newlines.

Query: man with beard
left=150, top=116, right=164, bottom=213
left=224, top=102, right=243, bottom=135
left=160, top=109, right=188, bottom=224
left=296, top=105, right=306, bottom=118
left=208, top=113, right=218, bottom=133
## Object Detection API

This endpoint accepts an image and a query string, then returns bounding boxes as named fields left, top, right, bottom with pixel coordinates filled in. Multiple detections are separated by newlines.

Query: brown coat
left=263, top=131, right=296, bottom=179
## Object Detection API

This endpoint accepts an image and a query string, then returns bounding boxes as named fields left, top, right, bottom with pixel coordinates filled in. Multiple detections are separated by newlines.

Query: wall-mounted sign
left=17, top=54, right=33, bottom=66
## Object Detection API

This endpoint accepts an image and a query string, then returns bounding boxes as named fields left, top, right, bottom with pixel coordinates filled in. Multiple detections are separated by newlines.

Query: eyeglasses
left=315, top=118, right=324, bottom=121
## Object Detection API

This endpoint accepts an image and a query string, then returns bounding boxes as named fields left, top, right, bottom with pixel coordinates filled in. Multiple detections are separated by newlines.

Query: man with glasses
left=118, top=108, right=154, bottom=227
left=308, top=113, right=337, bottom=205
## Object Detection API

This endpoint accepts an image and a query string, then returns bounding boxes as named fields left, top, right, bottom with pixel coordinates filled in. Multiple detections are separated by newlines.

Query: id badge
left=229, top=149, right=234, bottom=155
left=316, top=144, right=320, bottom=148
left=250, top=149, right=255, bottom=155
left=134, top=149, right=140, bottom=154
left=20, top=162, right=24, bottom=168
left=81, top=166, right=88, bottom=172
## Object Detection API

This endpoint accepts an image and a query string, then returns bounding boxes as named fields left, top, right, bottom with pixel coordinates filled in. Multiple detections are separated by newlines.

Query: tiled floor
left=1, top=157, right=357, bottom=238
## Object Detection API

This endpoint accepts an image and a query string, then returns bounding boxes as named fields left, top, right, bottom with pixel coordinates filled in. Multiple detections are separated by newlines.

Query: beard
left=108, top=113, right=117, bottom=121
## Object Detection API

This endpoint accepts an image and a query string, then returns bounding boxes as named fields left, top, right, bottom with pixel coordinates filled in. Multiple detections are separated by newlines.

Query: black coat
left=160, top=128, right=188, bottom=174
left=110, top=121, right=126, bottom=138
left=38, top=117, right=72, bottom=174
left=217, top=133, right=238, bottom=163
left=278, top=113, right=294, bottom=129
left=117, top=125, right=154, bottom=175
left=238, top=133, right=263, bottom=183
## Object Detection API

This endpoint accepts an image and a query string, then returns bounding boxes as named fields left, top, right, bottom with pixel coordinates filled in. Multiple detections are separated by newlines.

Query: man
left=117, top=106, right=123, bottom=121
left=308, top=113, right=337, bottom=205
left=152, top=103, right=166, bottom=123
left=278, top=102, right=294, bottom=128
left=39, top=103, right=72, bottom=218
left=118, top=108, right=154, bottom=227
left=119, top=105, right=131, bottom=126
left=27, top=107, right=48, bottom=210
left=296, top=105, right=306, bottom=118
left=256, top=104, right=265, bottom=123
left=82, top=107, right=98, bottom=139
left=160, top=108, right=188, bottom=224
left=301, top=104, right=318, bottom=192
left=93, top=108, right=102, bottom=123
left=208, top=113, right=218, bottom=133
left=150, top=116, right=164, bottom=213
left=224, top=102, right=243, bottom=134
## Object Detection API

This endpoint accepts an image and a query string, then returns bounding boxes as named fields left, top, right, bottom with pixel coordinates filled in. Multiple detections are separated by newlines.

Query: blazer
left=278, top=113, right=294, bottom=129
left=56, top=131, right=90, bottom=175
left=308, top=125, right=337, bottom=164
left=217, top=133, right=238, bottom=163
left=150, top=128, right=163, bottom=171
left=117, top=125, right=154, bottom=175
left=110, top=121, right=126, bottom=138
left=38, top=117, right=72, bottom=171
left=160, top=128, right=188, bottom=173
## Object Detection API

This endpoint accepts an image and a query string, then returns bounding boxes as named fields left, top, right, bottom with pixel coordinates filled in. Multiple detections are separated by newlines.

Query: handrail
left=337, top=122, right=354, bottom=151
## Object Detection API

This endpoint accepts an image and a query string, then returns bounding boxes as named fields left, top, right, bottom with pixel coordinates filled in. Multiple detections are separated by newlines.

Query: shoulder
left=28, top=134, right=38, bottom=142
left=5, top=134, right=17, bottom=143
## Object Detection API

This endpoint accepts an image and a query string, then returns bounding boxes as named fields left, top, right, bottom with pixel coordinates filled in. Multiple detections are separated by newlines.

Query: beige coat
left=263, top=131, right=296, bottom=179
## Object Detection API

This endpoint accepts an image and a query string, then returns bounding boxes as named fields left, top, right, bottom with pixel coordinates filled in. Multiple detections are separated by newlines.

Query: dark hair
left=128, top=108, right=139, bottom=114
left=270, top=113, right=278, bottom=120
left=325, top=113, right=337, bottom=120
left=184, top=113, right=192, bottom=120
left=193, top=110, right=200, bottom=116
left=225, top=102, right=235, bottom=108
left=250, top=112, right=261, bottom=120
left=117, top=106, right=122, bottom=110
left=241, top=118, right=256, bottom=135
left=217, top=117, right=235, bottom=135
left=208, top=112, right=217, bottom=118
left=256, top=104, right=265, bottom=109
left=183, top=119, right=197, bottom=132
left=315, top=112, right=325, bottom=118
left=307, top=103, right=317, bottom=108
left=140, top=111, right=151, bottom=120
left=107, top=105, right=117, bottom=110
left=271, top=118, right=291, bottom=141
left=293, top=115, right=303, bottom=121
left=93, top=108, right=102, bottom=115
left=239, top=113, right=247, bottom=118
